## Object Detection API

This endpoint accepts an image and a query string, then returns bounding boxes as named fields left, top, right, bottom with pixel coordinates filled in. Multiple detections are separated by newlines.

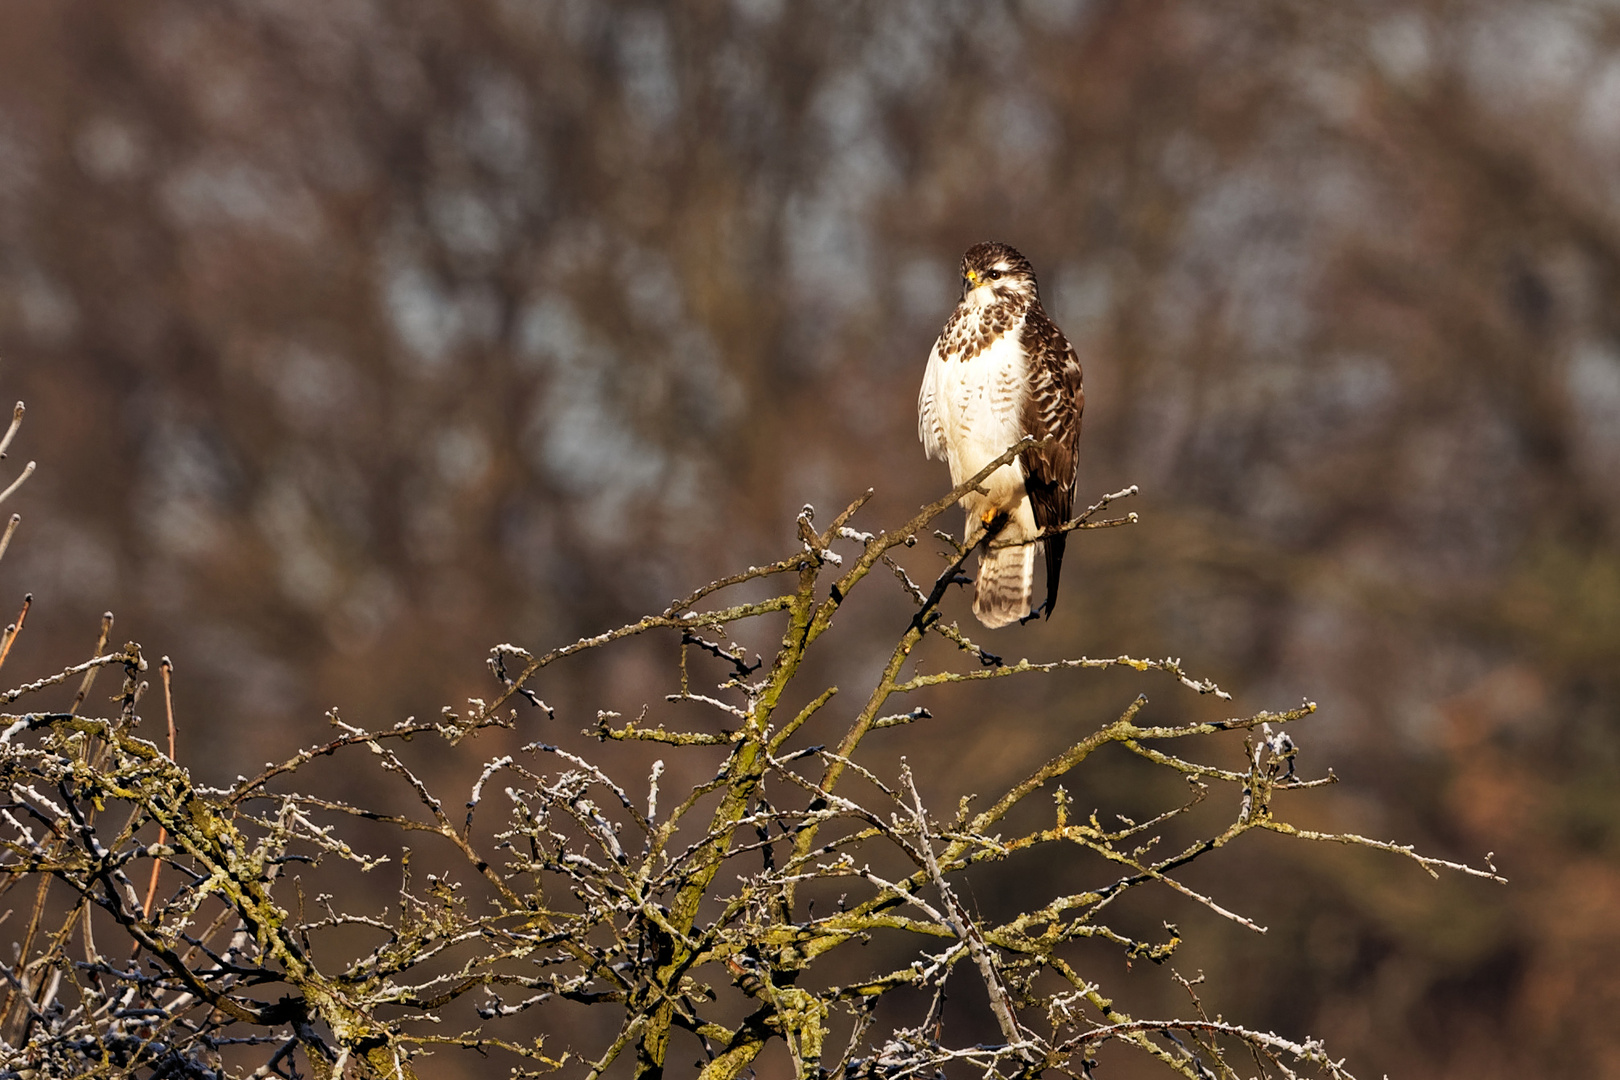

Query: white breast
left=928, top=324, right=1028, bottom=494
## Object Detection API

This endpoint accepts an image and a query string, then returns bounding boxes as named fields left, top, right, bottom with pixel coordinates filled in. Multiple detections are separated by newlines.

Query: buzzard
left=917, top=242, right=1085, bottom=628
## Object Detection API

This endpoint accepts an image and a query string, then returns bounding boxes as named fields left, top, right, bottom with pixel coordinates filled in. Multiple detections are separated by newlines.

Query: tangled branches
left=0, top=435, right=1500, bottom=1079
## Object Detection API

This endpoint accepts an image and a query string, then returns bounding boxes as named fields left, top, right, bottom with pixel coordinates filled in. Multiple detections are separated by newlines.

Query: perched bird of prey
left=917, top=242, right=1085, bottom=628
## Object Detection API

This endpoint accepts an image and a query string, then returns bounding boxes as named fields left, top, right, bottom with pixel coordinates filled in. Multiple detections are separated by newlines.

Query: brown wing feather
left=1017, top=304, right=1084, bottom=617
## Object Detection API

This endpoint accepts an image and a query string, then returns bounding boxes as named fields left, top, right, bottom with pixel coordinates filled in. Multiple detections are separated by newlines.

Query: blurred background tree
left=0, top=0, right=1615, bottom=1075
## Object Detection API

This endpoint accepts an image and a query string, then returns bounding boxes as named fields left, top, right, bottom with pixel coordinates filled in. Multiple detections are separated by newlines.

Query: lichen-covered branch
left=0, top=438, right=1501, bottom=1079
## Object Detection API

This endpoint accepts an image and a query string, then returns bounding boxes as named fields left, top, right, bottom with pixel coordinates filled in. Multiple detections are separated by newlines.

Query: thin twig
left=0, top=402, right=24, bottom=460
left=0, top=593, right=30, bottom=674
left=140, top=658, right=178, bottom=920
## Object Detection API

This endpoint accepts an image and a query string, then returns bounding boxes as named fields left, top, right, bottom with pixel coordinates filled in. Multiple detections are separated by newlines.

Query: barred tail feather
left=973, top=541, right=1036, bottom=629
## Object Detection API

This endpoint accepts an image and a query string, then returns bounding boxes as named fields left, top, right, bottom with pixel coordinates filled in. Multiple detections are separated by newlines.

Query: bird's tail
left=973, top=540, right=1036, bottom=628
left=1042, top=532, right=1067, bottom=619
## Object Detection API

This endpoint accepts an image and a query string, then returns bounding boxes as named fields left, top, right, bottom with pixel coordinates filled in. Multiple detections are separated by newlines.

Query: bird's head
left=959, top=242, right=1037, bottom=308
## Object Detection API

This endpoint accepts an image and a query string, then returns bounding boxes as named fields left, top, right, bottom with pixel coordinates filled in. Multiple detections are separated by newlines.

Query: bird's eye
left=989, top=269, right=1002, bottom=280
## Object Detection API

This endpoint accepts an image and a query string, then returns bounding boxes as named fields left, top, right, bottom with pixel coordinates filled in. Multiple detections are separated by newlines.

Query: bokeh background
left=2, top=0, right=1619, bottom=1076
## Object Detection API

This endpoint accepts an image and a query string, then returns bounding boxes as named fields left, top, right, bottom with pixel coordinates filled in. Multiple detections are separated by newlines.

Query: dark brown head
left=960, top=242, right=1038, bottom=307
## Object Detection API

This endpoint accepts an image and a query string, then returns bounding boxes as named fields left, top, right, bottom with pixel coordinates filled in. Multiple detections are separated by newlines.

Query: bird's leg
left=970, top=508, right=1011, bottom=547
left=1018, top=599, right=1050, bottom=625
left=955, top=509, right=1009, bottom=593
left=962, top=508, right=1010, bottom=591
